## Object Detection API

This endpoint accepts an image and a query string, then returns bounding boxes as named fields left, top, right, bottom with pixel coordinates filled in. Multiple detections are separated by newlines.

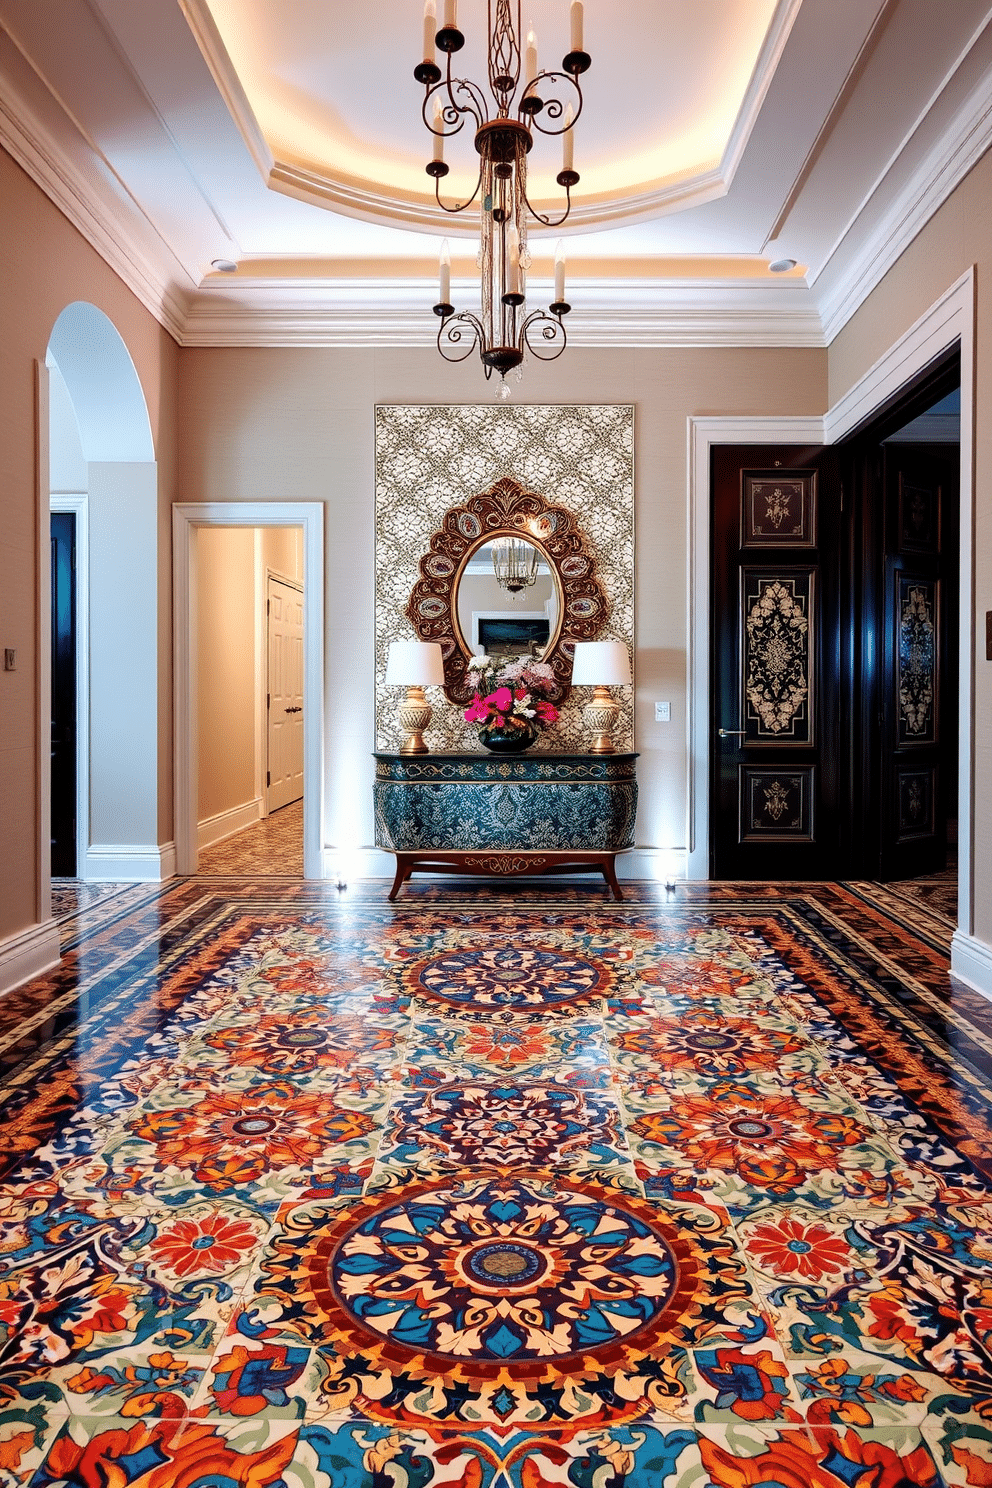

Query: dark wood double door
left=711, top=417, right=958, bottom=881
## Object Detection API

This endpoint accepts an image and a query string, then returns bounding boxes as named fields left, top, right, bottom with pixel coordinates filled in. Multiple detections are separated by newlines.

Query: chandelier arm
left=521, top=181, right=573, bottom=229
left=519, top=72, right=584, bottom=133
left=434, top=165, right=484, bottom=214
left=423, top=78, right=487, bottom=138
left=437, top=311, right=486, bottom=365
left=519, top=309, right=568, bottom=363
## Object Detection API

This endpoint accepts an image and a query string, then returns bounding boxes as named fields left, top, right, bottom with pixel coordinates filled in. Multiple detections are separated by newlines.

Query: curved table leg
left=602, top=855, right=624, bottom=902
left=388, top=854, right=413, bottom=902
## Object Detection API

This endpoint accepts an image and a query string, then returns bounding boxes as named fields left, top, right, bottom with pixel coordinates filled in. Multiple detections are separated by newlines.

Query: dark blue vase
left=478, top=718, right=539, bottom=752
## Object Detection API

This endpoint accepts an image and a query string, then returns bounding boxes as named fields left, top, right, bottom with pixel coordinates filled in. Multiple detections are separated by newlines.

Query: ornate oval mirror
left=406, top=476, right=607, bottom=704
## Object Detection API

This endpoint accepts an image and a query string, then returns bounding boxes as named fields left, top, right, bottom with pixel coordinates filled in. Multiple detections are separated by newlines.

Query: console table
left=374, top=751, right=638, bottom=900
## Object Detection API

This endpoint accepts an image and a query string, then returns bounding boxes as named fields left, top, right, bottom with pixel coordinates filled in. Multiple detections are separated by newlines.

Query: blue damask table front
left=374, top=752, right=638, bottom=899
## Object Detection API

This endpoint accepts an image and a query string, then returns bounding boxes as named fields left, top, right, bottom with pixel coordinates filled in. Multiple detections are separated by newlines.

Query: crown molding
left=815, top=34, right=992, bottom=344
left=179, top=0, right=796, bottom=235
left=0, top=48, right=190, bottom=342
left=181, top=277, right=825, bottom=348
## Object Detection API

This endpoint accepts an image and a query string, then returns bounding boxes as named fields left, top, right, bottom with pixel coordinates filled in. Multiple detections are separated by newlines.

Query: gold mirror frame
left=406, top=476, right=608, bottom=704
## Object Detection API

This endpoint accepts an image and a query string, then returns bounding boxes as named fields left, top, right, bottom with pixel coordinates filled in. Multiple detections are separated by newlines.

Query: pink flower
left=463, top=695, right=490, bottom=724
left=535, top=701, right=559, bottom=723
left=486, top=687, right=513, bottom=713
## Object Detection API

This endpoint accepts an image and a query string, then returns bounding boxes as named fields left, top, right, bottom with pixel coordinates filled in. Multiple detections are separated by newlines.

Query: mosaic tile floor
left=3, top=879, right=991, bottom=1486
left=197, top=799, right=304, bottom=876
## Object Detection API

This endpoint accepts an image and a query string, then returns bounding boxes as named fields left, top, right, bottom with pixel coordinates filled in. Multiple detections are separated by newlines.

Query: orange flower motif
left=129, top=1080, right=375, bottom=1189
left=746, top=1214, right=854, bottom=1282
left=149, top=1212, right=261, bottom=1277
left=698, top=1426, right=938, bottom=1488
left=633, top=1084, right=868, bottom=1194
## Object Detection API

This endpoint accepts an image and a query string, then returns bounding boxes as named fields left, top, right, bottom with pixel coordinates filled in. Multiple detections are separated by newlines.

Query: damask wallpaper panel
left=374, top=405, right=635, bottom=753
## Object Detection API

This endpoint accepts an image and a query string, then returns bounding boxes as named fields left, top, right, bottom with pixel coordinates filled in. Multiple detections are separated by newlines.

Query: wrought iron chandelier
left=415, top=0, right=591, bottom=385
left=491, top=536, right=540, bottom=594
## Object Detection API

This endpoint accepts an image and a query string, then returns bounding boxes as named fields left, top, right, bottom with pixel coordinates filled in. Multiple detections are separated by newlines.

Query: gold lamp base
left=398, top=685, right=432, bottom=754
left=582, top=684, right=621, bottom=754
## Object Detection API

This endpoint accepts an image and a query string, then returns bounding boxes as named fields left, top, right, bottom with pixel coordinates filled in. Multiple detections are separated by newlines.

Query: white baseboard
left=197, top=797, right=263, bottom=851
left=951, top=930, right=992, bottom=1003
left=320, top=846, right=688, bottom=884
left=84, top=842, right=176, bottom=882
left=0, top=919, right=60, bottom=996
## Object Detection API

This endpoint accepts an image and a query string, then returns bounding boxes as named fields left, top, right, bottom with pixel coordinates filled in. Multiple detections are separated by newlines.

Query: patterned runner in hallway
left=1, top=880, right=989, bottom=1485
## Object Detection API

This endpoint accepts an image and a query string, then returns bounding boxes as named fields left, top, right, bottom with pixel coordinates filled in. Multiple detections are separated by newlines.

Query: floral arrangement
left=463, top=655, right=560, bottom=741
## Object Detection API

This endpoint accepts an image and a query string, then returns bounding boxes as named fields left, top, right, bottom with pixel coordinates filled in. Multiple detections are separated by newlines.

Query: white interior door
left=267, top=575, right=304, bottom=811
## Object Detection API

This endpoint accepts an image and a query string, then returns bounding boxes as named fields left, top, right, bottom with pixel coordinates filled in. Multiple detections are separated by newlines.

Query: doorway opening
left=172, top=503, right=324, bottom=880
left=192, top=527, right=305, bottom=877
left=708, top=348, right=960, bottom=905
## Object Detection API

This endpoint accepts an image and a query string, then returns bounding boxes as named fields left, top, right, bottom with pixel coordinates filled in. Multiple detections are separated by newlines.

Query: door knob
left=285, top=706, right=302, bottom=714
left=718, top=728, right=746, bottom=738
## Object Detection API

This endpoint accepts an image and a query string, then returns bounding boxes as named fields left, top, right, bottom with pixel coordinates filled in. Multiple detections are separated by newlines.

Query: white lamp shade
left=385, top=640, right=446, bottom=686
left=570, top=640, right=631, bottom=686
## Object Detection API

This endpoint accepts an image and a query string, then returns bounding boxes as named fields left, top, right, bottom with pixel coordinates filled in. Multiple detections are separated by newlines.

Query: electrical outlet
left=3, top=649, right=15, bottom=672
left=654, top=701, right=671, bottom=722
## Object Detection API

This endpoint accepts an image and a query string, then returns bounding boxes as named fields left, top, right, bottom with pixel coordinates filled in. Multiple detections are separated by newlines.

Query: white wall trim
left=50, top=495, right=90, bottom=880
left=174, top=503, right=324, bottom=879
left=0, top=919, right=60, bottom=997
left=0, top=69, right=188, bottom=342
left=197, top=797, right=264, bottom=852
left=817, top=54, right=992, bottom=344
left=951, top=930, right=992, bottom=1002
left=83, top=842, right=175, bottom=881
left=687, top=269, right=975, bottom=925
left=35, top=362, right=51, bottom=926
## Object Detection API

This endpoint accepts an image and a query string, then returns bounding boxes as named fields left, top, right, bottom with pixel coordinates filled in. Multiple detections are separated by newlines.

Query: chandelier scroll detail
left=414, top=0, right=591, bottom=386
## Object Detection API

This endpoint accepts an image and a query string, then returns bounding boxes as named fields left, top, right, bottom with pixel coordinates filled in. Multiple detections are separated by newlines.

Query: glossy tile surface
left=3, top=879, right=990, bottom=1485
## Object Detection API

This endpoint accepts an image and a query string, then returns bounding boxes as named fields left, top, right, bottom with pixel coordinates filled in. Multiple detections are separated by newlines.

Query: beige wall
left=176, top=345, right=828, bottom=858
left=195, top=526, right=303, bottom=831
left=0, top=146, right=179, bottom=942
left=197, top=527, right=257, bottom=824
left=829, top=148, right=992, bottom=943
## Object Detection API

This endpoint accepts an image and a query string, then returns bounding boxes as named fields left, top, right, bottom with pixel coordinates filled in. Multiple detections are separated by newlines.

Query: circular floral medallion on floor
left=254, top=1169, right=746, bottom=1427
left=408, top=946, right=607, bottom=1013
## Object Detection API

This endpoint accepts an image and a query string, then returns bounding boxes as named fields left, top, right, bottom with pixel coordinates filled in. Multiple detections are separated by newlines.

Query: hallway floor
left=197, top=799, right=304, bottom=876
left=4, top=877, right=990, bottom=1485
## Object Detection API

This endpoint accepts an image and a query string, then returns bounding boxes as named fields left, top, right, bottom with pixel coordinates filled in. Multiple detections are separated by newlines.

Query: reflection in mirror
left=456, top=539, right=561, bottom=658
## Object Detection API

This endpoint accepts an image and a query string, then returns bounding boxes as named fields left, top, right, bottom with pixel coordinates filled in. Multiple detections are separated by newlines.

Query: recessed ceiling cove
left=185, top=0, right=795, bottom=234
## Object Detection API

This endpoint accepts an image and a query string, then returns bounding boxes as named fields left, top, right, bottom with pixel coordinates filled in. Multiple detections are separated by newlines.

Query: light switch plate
left=654, top=701, right=671, bottom=722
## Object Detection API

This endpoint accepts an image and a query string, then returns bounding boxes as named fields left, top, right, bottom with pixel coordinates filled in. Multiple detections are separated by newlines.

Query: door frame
left=687, top=268, right=976, bottom=949
left=49, top=494, right=90, bottom=879
left=173, top=503, right=324, bottom=878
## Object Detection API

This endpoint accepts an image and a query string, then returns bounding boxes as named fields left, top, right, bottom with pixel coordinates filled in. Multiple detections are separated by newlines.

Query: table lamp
left=571, top=640, right=632, bottom=754
left=385, top=640, right=446, bottom=754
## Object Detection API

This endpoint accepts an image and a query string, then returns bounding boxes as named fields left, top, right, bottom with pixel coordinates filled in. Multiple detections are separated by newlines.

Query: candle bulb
left=432, top=98, right=444, bottom=162
left=570, top=0, right=583, bottom=53
left=525, top=27, right=538, bottom=87
left=439, top=240, right=451, bottom=305
left=443, top=0, right=456, bottom=26
left=562, top=103, right=574, bottom=171
left=554, top=241, right=566, bottom=303
left=507, top=225, right=520, bottom=295
left=423, top=0, right=436, bottom=61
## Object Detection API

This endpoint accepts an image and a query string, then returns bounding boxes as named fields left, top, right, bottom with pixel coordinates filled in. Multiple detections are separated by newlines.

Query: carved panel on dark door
left=742, top=473, right=817, bottom=546
left=897, top=768, right=936, bottom=840
left=897, top=577, right=938, bottom=746
left=899, top=476, right=940, bottom=554
left=742, top=570, right=815, bottom=744
left=740, top=767, right=814, bottom=843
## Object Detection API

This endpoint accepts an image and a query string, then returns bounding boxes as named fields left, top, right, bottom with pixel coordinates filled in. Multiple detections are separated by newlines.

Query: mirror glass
left=455, top=537, right=561, bottom=660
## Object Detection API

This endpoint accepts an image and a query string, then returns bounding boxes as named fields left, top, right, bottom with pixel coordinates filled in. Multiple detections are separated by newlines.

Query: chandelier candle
left=417, top=0, right=591, bottom=385
left=423, top=0, right=436, bottom=63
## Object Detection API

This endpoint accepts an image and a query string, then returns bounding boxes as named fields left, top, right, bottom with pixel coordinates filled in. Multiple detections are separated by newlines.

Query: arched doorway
left=47, top=302, right=162, bottom=881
